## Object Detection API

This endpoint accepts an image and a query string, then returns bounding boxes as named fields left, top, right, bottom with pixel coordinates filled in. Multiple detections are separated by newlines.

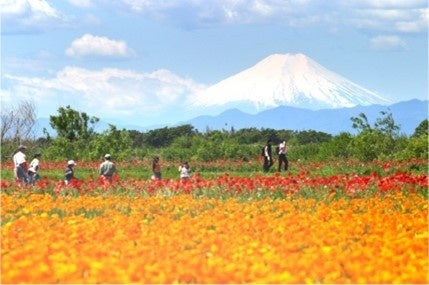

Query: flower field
left=1, top=159, right=428, bottom=283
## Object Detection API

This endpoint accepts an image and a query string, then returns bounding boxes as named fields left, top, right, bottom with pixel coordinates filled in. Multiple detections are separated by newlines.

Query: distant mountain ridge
left=182, top=99, right=428, bottom=135
left=35, top=99, right=427, bottom=137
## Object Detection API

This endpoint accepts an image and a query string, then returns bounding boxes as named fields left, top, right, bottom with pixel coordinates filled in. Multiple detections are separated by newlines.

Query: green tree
left=49, top=106, right=99, bottom=141
left=350, top=110, right=402, bottom=161
left=373, top=110, right=400, bottom=138
left=351, top=112, right=371, bottom=132
left=320, top=132, right=353, bottom=159
left=295, top=130, right=332, bottom=145
left=143, top=124, right=197, bottom=148
left=412, top=119, right=428, bottom=138
left=88, top=125, right=132, bottom=160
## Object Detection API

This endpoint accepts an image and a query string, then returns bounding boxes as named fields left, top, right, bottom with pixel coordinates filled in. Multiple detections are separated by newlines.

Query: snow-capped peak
left=190, top=53, right=391, bottom=110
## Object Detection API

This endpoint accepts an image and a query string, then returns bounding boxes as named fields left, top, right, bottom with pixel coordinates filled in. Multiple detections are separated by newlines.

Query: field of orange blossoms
left=1, top=159, right=428, bottom=284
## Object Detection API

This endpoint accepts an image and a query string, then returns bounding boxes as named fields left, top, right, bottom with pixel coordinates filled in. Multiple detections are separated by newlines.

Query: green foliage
left=87, top=125, right=133, bottom=160
left=4, top=105, right=425, bottom=164
left=350, top=130, right=385, bottom=161
left=143, top=124, right=197, bottom=148
left=373, top=110, right=400, bottom=138
left=412, top=119, right=428, bottom=138
left=395, top=134, right=428, bottom=160
left=288, top=143, right=321, bottom=161
left=351, top=112, right=371, bottom=132
left=324, top=132, right=353, bottom=159
left=350, top=110, right=403, bottom=161
left=49, top=105, right=99, bottom=141
left=295, top=130, right=333, bottom=144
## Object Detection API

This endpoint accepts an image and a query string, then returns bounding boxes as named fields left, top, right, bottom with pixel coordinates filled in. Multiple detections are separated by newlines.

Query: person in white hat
left=64, top=160, right=76, bottom=185
left=98, top=154, right=116, bottom=184
left=12, top=145, right=28, bottom=184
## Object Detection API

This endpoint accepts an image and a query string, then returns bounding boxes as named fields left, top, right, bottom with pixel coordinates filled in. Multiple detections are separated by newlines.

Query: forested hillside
left=2, top=104, right=427, bottom=163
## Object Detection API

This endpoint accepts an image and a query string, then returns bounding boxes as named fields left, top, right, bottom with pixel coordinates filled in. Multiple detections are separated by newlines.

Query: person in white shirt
left=12, top=145, right=28, bottom=184
left=28, top=152, right=41, bottom=185
left=179, top=162, right=191, bottom=181
left=277, top=140, right=289, bottom=172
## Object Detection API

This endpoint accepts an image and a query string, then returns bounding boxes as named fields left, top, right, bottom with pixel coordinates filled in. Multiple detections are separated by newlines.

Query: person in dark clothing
left=277, top=140, right=289, bottom=172
left=262, top=139, right=274, bottom=172
left=151, top=156, right=162, bottom=180
left=65, top=160, right=76, bottom=185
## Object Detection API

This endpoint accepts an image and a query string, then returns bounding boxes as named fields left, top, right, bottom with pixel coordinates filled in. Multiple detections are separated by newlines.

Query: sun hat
left=67, top=160, right=76, bottom=166
left=104, top=154, right=111, bottom=159
left=18, top=145, right=26, bottom=150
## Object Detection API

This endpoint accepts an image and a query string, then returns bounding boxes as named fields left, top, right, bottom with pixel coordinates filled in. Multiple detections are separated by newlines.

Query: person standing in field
left=277, top=140, right=289, bottom=172
left=65, top=160, right=77, bottom=185
left=13, top=145, right=28, bottom=184
left=27, top=152, right=42, bottom=185
left=179, top=161, right=191, bottom=181
left=262, top=139, right=274, bottom=172
left=151, top=156, right=162, bottom=180
left=98, top=154, right=117, bottom=184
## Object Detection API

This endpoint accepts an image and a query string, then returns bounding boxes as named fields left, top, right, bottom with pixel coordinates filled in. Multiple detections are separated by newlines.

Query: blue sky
left=1, top=0, right=428, bottom=128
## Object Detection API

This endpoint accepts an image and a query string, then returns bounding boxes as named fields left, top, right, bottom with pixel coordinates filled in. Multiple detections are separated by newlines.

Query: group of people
left=12, top=139, right=287, bottom=185
left=65, top=154, right=118, bottom=185
left=11, top=145, right=117, bottom=186
left=261, top=139, right=289, bottom=173
left=151, top=156, right=191, bottom=181
left=12, top=145, right=42, bottom=185
left=11, top=145, right=192, bottom=186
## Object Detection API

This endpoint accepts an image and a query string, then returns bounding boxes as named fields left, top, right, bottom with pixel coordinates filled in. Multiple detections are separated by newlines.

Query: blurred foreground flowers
left=2, top=190, right=427, bottom=283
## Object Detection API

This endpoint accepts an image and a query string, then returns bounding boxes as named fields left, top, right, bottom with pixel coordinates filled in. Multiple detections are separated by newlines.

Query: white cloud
left=65, top=34, right=135, bottom=58
left=0, top=0, right=59, bottom=17
left=370, top=35, right=407, bottom=51
left=0, top=0, right=28, bottom=15
left=0, top=0, right=66, bottom=33
left=27, top=0, right=60, bottom=18
left=354, top=0, right=426, bottom=9
left=112, top=0, right=428, bottom=35
left=3, top=0, right=426, bottom=36
left=345, top=1, right=428, bottom=33
left=68, top=0, right=94, bottom=8
left=395, top=8, right=428, bottom=32
left=2, top=67, right=206, bottom=119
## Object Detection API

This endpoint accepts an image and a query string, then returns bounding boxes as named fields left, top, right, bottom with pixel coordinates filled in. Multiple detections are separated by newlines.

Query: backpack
left=261, top=146, right=265, bottom=156
left=275, top=146, right=280, bottom=154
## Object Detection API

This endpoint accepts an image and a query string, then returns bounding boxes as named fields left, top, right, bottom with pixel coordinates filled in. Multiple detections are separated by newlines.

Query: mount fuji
left=190, top=53, right=391, bottom=111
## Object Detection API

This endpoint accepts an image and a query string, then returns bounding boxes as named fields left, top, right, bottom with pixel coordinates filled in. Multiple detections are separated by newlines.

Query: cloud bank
left=65, top=34, right=135, bottom=58
left=2, top=67, right=206, bottom=122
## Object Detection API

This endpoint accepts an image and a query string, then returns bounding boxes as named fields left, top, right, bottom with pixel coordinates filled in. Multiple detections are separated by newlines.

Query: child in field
left=179, top=161, right=191, bottom=181
left=65, top=160, right=76, bottom=185
left=28, top=152, right=41, bottom=185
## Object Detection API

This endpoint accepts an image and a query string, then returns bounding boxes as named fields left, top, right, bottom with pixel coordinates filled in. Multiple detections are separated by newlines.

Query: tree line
left=1, top=103, right=427, bottom=163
